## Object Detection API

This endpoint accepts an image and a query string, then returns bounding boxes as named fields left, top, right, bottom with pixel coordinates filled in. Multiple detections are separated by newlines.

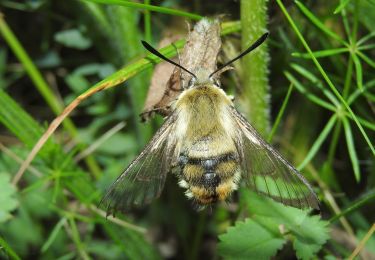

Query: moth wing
left=230, top=107, right=319, bottom=209
left=101, top=114, right=178, bottom=215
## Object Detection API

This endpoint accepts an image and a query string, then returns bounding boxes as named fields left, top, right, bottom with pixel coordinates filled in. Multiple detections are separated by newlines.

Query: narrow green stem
left=329, top=190, right=375, bottom=223
left=68, top=217, right=91, bottom=260
left=326, top=55, right=354, bottom=186
left=240, top=0, right=270, bottom=135
left=82, top=0, right=202, bottom=20
left=0, top=236, right=21, bottom=260
left=267, top=83, right=293, bottom=142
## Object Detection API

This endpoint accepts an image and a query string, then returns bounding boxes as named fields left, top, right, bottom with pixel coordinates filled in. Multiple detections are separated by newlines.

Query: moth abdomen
left=178, top=152, right=241, bottom=205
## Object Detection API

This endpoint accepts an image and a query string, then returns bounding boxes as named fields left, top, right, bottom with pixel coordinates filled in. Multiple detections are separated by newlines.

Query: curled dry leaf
left=141, top=18, right=222, bottom=121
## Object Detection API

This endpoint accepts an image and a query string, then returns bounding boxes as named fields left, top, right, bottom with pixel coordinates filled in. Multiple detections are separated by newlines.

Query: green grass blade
left=267, top=83, right=293, bottom=142
left=297, top=114, right=338, bottom=170
left=352, top=53, right=363, bottom=90
left=357, top=51, right=375, bottom=69
left=357, top=31, right=375, bottom=46
left=295, top=1, right=347, bottom=45
left=41, top=218, right=67, bottom=253
left=342, top=117, right=361, bottom=181
left=277, top=0, right=375, bottom=156
left=329, top=189, right=375, bottom=223
left=290, top=63, right=340, bottom=106
left=334, top=0, right=351, bottom=14
left=0, top=236, right=21, bottom=260
left=292, top=48, right=348, bottom=58
left=284, top=71, right=336, bottom=111
left=82, top=0, right=202, bottom=20
left=0, top=89, right=53, bottom=151
left=357, top=43, right=375, bottom=51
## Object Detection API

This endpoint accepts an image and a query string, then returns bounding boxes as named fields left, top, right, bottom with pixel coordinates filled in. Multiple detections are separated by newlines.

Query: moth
left=101, top=20, right=319, bottom=215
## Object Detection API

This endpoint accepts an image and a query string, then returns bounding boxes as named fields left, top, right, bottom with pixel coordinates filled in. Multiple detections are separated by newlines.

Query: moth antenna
left=209, top=32, right=269, bottom=78
left=172, top=43, right=187, bottom=89
left=141, top=41, right=197, bottom=80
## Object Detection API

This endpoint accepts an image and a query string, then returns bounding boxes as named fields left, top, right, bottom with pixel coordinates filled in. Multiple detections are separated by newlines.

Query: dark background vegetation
left=0, top=0, right=374, bottom=259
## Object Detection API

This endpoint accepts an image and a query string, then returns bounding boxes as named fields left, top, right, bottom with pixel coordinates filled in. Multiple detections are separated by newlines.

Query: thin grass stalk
left=240, top=0, right=270, bottom=135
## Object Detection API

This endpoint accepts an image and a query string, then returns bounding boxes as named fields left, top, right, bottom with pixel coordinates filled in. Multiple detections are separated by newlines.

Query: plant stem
left=240, top=0, right=270, bottom=135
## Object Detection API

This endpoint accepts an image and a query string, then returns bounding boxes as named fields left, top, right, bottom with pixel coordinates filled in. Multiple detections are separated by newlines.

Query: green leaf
left=284, top=71, right=336, bottom=111
left=292, top=214, right=330, bottom=260
left=334, top=0, right=351, bottom=14
left=0, top=173, right=18, bottom=223
left=0, top=235, right=21, bottom=260
left=54, top=29, right=92, bottom=50
left=218, top=218, right=286, bottom=260
left=297, top=114, right=338, bottom=170
left=292, top=48, right=348, bottom=58
left=243, top=190, right=330, bottom=260
left=41, top=218, right=67, bottom=253
left=352, top=54, right=363, bottom=90
left=295, top=1, right=346, bottom=45
left=342, top=117, right=360, bottom=181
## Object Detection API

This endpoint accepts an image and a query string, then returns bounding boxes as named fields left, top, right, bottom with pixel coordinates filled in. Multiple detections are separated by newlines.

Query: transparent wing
left=230, top=107, right=319, bottom=209
left=100, top=114, right=178, bottom=215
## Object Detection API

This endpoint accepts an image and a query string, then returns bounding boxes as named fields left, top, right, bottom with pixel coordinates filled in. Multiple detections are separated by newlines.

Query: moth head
left=141, top=32, right=268, bottom=90
left=188, top=68, right=220, bottom=88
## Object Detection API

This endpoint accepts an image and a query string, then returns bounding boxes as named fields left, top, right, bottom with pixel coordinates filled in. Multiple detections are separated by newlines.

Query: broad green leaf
left=54, top=29, right=92, bottom=50
left=292, top=214, right=330, bottom=260
left=0, top=173, right=18, bottom=222
left=218, top=218, right=286, bottom=260
left=243, top=190, right=330, bottom=259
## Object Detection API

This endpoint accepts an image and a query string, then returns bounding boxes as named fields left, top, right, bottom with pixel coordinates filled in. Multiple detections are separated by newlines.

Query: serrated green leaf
left=218, top=218, right=286, bottom=260
left=0, top=173, right=18, bottom=223
left=292, top=214, right=330, bottom=260
left=242, top=190, right=330, bottom=259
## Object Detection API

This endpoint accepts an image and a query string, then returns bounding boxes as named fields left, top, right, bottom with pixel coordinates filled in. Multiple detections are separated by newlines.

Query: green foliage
left=0, top=174, right=18, bottom=223
left=54, top=29, right=93, bottom=50
left=219, top=190, right=330, bottom=260
left=0, top=0, right=374, bottom=259
left=218, top=218, right=285, bottom=260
